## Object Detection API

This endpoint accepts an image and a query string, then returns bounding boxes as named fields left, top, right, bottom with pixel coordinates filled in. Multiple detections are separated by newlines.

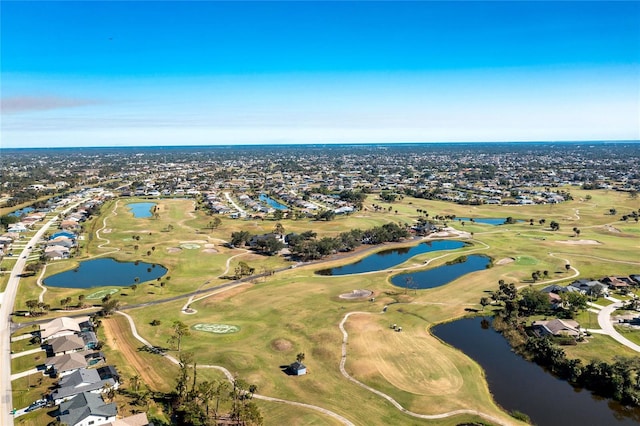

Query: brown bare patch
left=496, top=257, right=515, bottom=265
left=346, top=314, right=463, bottom=396
left=101, top=316, right=171, bottom=392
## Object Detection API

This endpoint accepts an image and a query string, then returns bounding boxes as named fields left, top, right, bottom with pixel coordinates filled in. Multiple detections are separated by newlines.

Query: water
left=432, top=317, right=640, bottom=425
left=456, top=217, right=512, bottom=225
left=259, top=194, right=288, bottom=210
left=316, top=240, right=465, bottom=276
left=390, top=255, right=490, bottom=289
left=44, top=258, right=167, bottom=288
left=8, top=206, right=35, bottom=217
left=127, top=202, right=156, bottom=218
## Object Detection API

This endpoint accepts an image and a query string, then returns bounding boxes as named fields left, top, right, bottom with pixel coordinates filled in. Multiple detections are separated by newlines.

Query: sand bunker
left=204, top=243, right=215, bottom=249
left=604, top=225, right=621, bottom=233
left=557, top=239, right=602, bottom=245
left=496, top=257, right=515, bottom=265
left=339, top=289, right=374, bottom=299
left=101, top=228, right=112, bottom=234
left=271, top=338, right=293, bottom=352
left=201, top=248, right=218, bottom=254
left=181, top=240, right=208, bottom=244
left=167, top=247, right=182, bottom=254
left=180, top=243, right=201, bottom=249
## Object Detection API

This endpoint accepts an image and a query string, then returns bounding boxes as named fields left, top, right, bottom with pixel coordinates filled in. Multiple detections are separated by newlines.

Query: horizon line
left=2, top=139, right=639, bottom=151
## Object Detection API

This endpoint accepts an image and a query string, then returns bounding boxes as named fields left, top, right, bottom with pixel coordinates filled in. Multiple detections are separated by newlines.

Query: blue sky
left=1, top=1, right=639, bottom=148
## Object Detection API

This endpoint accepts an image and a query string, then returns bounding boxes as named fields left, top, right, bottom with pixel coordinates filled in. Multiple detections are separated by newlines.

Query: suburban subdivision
left=1, top=142, right=639, bottom=426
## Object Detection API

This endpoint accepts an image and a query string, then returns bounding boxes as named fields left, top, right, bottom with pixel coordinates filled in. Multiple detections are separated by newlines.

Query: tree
left=168, top=320, right=191, bottom=352
left=230, top=230, right=252, bottom=247
left=609, top=208, right=617, bottom=216
left=102, top=298, right=121, bottom=316
left=296, top=352, right=305, bottom=363
left=273, top=222, right=285, bottom=235
left=531, top=271, right=540, bottom=282
left=480, top=297, right=490, bottom=311
left=129, top=375, right=141, bottom=393
left=549, top=221, right=560, bottom=231
left=565, top=264, right=572, bottom=271
left=560, top=292, right=588, bottom=318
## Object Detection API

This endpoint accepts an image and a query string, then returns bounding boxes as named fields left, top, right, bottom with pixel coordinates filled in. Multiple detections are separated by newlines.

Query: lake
left=432, top=317, right=640, bottom=425
left=456, top=217, right=512, bottom=225
left=127, top=202, right=156, bottom=218
left=259, top=194, right=288, bottom=210
left=390, top=254, right=490, bottom=289
left=316, top=240, right=465, bottom=276
left=44, top=258, right=167, bottom=288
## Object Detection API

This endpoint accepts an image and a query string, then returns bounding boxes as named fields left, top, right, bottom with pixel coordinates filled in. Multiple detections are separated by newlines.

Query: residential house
left=569, top=279, right=607, bottom=296
left=45, top=352, right=89, bottom=377
left=57, top=391, right=117, bottom=426
left=49, top=334, right=86, bottom=356
left=601, top=276, right=634, bottom=290
left=44, top=246, right=71, bottom=260
left=531, top=319, right=581, bottom=338
left=40, top=317, right=83, bottom=342
left=51, top=367, right=120, bottom=405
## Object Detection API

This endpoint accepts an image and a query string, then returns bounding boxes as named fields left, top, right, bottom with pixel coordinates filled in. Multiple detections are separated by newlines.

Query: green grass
left=614, top=325, right=640, bottom=346
left=9, top=190, right=638, bottom=425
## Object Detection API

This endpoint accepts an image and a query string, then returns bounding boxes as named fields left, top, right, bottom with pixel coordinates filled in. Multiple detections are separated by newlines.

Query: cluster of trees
left=489, top=280, right=587, bottom=319
left=230, top=222, right=410, bottom=262
left=287, top=223, right=409, bottom=261
left=620, top=209, right=640, bottom=222
left=526, top=337, right=640, bottom=405
left=173, top=353, right=262, bottom=425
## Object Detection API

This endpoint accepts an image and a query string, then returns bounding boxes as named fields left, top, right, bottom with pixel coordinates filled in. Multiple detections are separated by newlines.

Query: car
left=26, top=399, right=46, bottom=412
left=27, top=246, right=32, bottom=249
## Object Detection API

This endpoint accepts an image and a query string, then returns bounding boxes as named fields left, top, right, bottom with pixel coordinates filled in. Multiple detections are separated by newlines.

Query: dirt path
left=101, top=315, right=169, bottom=392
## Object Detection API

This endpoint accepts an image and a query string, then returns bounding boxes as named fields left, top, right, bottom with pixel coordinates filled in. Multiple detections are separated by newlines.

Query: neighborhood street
left=0, top=203, right=79, bottom=426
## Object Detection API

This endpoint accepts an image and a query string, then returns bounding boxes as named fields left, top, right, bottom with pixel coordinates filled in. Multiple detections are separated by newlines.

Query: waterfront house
left=531, top=319, right=581, bottom=338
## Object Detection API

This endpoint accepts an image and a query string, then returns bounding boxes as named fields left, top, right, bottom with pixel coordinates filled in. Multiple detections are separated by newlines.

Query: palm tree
left=296, top=352, right=305, bottom=363
left=129, top=375, right=141, bottom=393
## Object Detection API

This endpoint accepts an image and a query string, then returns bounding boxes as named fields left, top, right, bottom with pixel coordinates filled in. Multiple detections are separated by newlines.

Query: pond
left=390, top=255, right=490, bottom=289
left=456, top=217, right=514, bottom=226
left=44, top=258, right=167, bottom=289
left=316, top=240, right=465, bottom=276
left=432, top=317, right=640, bottom=426
left=127, top=202, right=157, bottom=218
left=259, top=194, right=288, bottom=210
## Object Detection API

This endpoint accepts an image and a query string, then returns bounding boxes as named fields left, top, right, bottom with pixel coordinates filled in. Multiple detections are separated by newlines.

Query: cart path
left=116, top=311, right=356, bottom=425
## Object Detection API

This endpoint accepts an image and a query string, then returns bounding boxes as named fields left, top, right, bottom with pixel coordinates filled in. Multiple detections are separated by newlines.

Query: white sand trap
left=496, top=257, right=515, bottom=265
left=202, top=248, right=218, bottom=254
left=604, top=225, right=621, bottom=233
left=167, top=247, right=182, bottom=253
left=102, top=228, right=112, bottom=233
left=180, top=243, right=201, bottom=249
left=557, top=239, right=602, bottom=245
left=339, top=289, right=373, bottom=299
left=181, top=240, right=208, bottom=244
left=204, top=243, right=215, bottom=249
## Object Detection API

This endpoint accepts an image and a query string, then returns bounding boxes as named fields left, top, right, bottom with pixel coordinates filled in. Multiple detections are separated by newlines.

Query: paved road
left=596, top=301, right=640, bottom=352
left=0, top=203, right=78, bottom=426
left=223, top=192, right=246, bottom=217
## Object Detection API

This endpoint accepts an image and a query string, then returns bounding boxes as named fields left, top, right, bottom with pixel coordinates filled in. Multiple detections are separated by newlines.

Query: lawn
left=9, top=189, right=639, bottom=425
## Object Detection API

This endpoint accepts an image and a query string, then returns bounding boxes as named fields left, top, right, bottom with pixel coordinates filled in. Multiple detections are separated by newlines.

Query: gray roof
left=58, top=391, right=117, bottom=425
left=52, top=368, right=116, bottom=401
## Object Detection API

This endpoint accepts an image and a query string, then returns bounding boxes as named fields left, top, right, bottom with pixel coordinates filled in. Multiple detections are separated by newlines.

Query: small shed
left=288, top=361, right=307, bottom=376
